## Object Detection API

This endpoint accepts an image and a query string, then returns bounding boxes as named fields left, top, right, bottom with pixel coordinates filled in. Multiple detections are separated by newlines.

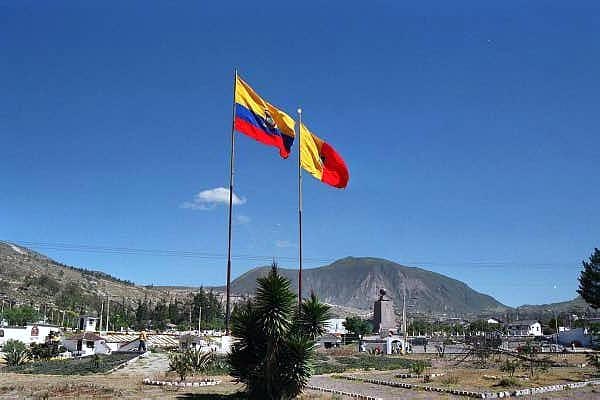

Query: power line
left=2, top=239, right=581, bottom=270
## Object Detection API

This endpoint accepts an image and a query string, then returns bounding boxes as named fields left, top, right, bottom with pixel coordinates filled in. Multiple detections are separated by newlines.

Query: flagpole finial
left=297, top=108, right=302, bottom=114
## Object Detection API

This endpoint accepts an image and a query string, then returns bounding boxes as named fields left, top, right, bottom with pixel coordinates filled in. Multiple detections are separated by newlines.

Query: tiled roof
left=66, top=332, right=104, bottom=341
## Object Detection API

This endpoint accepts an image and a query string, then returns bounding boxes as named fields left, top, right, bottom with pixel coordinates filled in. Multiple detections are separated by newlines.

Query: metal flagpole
left=297, top=108, right=303, bottom=307
left=225, top=68, right=238, bottom=336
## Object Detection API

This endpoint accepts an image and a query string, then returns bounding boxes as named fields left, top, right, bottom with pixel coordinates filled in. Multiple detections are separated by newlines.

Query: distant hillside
left=228, top=257, right=508, bottom=315
left=517, top=297, right=592, bottom=315
left=0, top=241, right=182, bottom=312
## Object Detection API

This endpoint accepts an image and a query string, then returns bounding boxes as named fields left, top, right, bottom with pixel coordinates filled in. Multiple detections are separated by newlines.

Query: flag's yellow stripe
left=235, top=76, right=295, bottom=137
left=300, top=123, right=324, bottom=181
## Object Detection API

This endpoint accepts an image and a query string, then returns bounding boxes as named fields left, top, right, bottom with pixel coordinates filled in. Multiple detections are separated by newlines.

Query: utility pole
left=99, top=299, right=104, bottom=332
left=106, top=296, right=110, bottom=332
left=198, top=305, right=202, bottom=333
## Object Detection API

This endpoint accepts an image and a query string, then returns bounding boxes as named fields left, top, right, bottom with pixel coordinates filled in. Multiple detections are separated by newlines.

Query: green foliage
left=229, top=263, right=328, bottom=400
left=1, top=306, right=40, bottom=326
left=296, top=291, right=332, bottom=340
left=6, top=352, right=137, bottom=374
left=410, top=360, right=427, bottom=376
left=578, top=248, right=600, bottom=309
left=3, top=339, right=29, bottom=366
left=499, top=359, right=520, bottom=377
left=30, top=343, right=62, bottom=360
left=169, top=352, right=192, bottom=382
left=312, top=354, right=420, bottom=374
left=497, top=377, right=519, bottom=387
left=342, top=316, right=373, bottom=337
left=469, top=319, right=492, bottom=333
left=586, top=353, right=600, bottom=372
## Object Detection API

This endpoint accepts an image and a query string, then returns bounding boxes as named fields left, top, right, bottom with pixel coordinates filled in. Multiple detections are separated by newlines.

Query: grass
left=313, top=354, right=423, bottom=375
left=4, top=352, right=139, bottom=375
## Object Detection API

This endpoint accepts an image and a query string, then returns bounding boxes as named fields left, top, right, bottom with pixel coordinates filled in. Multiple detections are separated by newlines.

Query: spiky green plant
left=229, top=263, right=330, bottom=400
left=3, top=339, right=30, bottom=366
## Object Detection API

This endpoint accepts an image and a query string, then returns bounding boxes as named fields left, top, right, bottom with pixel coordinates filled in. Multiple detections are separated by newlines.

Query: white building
left=62, top=332, right=111, bottom=357
left=487, top=318, right=503, bottom=325
left=506, top=320, right=542, bottom=336
left=77, top=316, right=99, bottom=332
left=0, top=324, right=62, bottom=348
left=324, top=318, right=348, bottom=335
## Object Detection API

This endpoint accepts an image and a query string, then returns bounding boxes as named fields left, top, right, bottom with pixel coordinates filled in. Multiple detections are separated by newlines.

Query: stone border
left=105, top=351, right=150, bottom=374
left=395, top=372, right=445, bottom=379
left=338, top=375, right=600, bottom=399
left=307, top=384, right=382, bottom=400
left=142, top=377, right=222, bottom=387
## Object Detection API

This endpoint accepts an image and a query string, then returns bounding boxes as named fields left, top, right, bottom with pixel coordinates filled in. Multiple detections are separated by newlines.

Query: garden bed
left=4, top=352, right=140, bottom=375
left=313, top=354, right=424, bottom=375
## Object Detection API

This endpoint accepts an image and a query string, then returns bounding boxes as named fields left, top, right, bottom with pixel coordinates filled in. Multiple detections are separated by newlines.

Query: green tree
left=343, top=316, right=373, bottom=337
left=578, top=248, right=600, bottom=309
left=469, top=320, right=492, bottom=333
left=228, top=263, right=329, bottom=400
left=2, top=306, right=39, bottom=326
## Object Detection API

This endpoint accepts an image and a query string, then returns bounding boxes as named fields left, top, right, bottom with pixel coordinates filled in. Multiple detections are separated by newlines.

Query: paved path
left=111, top=351, right=170, bottom=376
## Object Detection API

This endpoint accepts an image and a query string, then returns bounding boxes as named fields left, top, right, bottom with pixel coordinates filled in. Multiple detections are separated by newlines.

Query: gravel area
left=309, top=375, right=463, bottom=399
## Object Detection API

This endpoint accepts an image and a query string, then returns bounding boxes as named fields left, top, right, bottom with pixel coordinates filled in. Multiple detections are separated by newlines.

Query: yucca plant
left=229, top=263, right=330, bottom=400
left=3, top=339, right=30, bottom=367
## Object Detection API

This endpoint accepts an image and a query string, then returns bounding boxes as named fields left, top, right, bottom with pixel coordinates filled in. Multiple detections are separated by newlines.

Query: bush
left=497, top=377, right=519, bottom=387
left=3, top=340, right=29, bottom=366
left=169, top=352, right=192, bottom=382
left=440, top=374, right=459, bottom=385
left=30, top=343, right=62, bottom=361
left=499, top=359, right=519, bottom=377
left=587, top=353, right=600, bottom=373
left=410, top=360, right=427, bottom=376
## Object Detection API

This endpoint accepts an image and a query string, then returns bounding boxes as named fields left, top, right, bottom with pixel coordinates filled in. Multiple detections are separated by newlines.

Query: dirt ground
left=0, top=352, right=599, bottom=399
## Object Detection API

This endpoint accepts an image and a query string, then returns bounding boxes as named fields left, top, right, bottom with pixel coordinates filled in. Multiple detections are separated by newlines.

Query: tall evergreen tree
left=577, top=248, right=600, bottom=309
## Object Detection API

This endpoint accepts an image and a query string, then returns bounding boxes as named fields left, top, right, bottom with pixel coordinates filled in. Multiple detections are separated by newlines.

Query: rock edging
left=306, top=384, right=382, bottom=400
left=338, top=375, right=600, bottom=398
left=142, top=378, right=222, bottom=387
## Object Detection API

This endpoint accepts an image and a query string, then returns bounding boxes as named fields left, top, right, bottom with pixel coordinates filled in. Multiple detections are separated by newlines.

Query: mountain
left=228, top=257, right=508, bottom=315
left=0, top=241, right=182, bottom=312
left=516, top=297, right=592, bottom=315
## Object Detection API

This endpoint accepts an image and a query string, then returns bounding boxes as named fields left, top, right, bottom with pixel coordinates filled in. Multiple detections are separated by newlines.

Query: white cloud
left=181, top=187, right=246, bottom=210
left=236, top=215, right=251, bottom=225
left=275, top=240, right=295, bottom=248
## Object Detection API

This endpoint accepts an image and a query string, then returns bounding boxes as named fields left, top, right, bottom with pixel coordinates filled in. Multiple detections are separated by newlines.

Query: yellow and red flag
left=234, top=76, right=295, bottom=158
left=300, top=123, right=349, bottom=188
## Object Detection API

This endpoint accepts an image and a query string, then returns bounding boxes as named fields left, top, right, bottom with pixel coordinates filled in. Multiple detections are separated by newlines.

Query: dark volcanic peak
left=229, top=257, right=508, bottom=314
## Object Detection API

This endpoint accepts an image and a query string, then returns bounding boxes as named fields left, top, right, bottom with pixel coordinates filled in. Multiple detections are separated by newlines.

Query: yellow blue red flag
left=234, top=76, right=295, bottom=158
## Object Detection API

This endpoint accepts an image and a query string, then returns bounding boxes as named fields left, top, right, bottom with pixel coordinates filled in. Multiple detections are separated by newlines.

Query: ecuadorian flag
left=234, top=76, right=295, bottom=158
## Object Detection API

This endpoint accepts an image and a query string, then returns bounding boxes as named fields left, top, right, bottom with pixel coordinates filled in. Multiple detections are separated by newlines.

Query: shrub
left=30, top=343, right=62, bottom=361
left=587, top=353, right=600, bottom=373
left=441, top=374, right=459, bottom=385
left=499, top=359, right=519, bottom=377
left=3, top=340, right=29, bottom=366
left=410, top=360, right=427, bottom=376
left=497, top=377, right=519, bottom=387
left=169, top=352, right=192, bottom=382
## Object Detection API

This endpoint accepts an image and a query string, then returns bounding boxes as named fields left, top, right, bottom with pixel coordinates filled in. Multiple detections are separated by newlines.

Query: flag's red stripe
left=234, top=117, right=290, bottom=158
left=320, top=142, right=349, bottom=188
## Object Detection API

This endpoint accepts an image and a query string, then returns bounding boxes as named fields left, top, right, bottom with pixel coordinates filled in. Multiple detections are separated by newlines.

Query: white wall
left=0, top=324, right=61, bottom=347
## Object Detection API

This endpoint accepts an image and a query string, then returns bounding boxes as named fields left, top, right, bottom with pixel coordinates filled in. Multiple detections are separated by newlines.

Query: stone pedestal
left=373, top=298, right=395, bottom=333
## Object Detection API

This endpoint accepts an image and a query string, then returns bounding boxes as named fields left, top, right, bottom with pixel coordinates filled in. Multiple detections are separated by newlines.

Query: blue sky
left=1, top=1, right=599, bottom=307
